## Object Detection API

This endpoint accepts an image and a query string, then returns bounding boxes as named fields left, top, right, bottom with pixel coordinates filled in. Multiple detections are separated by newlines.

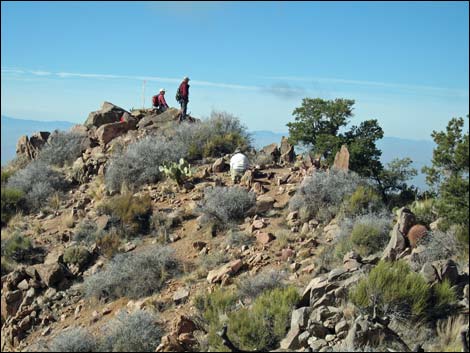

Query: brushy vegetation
left=95, top=229, right=122, bottom=258
left=341, top=185, right=384, bottom=218
left=334, top=212, right=392, bottom=260
left=431, top=280, right=458, bottom=320
left=99, top=310, right=163, bottom=352
left=289, top=170, right=363, bottom=223
left=1, top=232, right=33, bottom=263
left=410, top=198, right=436, bottom=225
left=251, top=152, right=275, bottom=168
left=1, top=187, right=25, bottom=226
left=198, top=186, right=256, bottom=226
left=227, top=287, right=299, bottom=351
left=225, top=230, right=253, bottom=248
left=83, top=245, right=178, bottom=300
left=38, top=130, right=89, bottom=167
left=195, top=286, right=299, bottom=351
left=237, top=270, right=286, bottom=300
left=48, top=327, right=97, bottom=352
left=350, top=260, right=429, bottom=320
left=196, top=251, right=229, bottom=278
left=349, top=260, right=456, bottom=322
left=105, top=136, right=187, bottom=192
left=169, top=111, right=252, bottom=161
left=63, top=246, right=91, bottom=269
left=73, top=220, right=100, bottom=244
left=98, top=192, right=152, bottom=237
left=7, top=160, right=68, bottom=211
left=410, top=227, right=462, bottom=270
left=434, top=315, right=465, bottom=352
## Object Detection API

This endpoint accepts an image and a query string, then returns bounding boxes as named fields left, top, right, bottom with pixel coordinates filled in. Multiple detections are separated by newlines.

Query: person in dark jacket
left=177, top=77, right=190, bottom=120
left=157, top=88, right=169, bottom=112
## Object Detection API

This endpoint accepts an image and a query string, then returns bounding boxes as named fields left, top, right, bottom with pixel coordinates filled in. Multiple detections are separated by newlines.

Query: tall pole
left=142, top=80, right=146, bottom=109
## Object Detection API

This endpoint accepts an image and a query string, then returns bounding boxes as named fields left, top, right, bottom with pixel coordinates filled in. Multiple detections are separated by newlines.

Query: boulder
left=207, top=259, right=243, bottom=284
left=256, top=232, right=275, bottom=245
left=382, top=224, right=406, bottom=261
left=15, top=131, right=50, bottom=160
left=34, top=263, right=65, bottom=288
left=84, top=102, right=127, bottom=128
left=1, top=290, right=23, bottom=320
left=255, top=195, right=275, bottom=213
left=280, top=136, right=295, bottom=164
left=136, top=108, right=180, bottom=129
left=291, top=307, right=311, bottom=330
left=212, top=158, right=229, bottom=173
left=95, top=121, right=133, bottom=145
left=261, top=143, right=280, bottom=161
left=173, top=288, right=190, bottom=304
left=240, top=170, right=254, bottom=187
left=333, top=144, right=349, bottom=171
left=280, top=325, right=302, bottom=350
left=397, top=207, right=416, bottom=236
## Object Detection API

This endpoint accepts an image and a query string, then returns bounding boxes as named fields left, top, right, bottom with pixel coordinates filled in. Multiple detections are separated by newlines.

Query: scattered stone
left=256, top=232, right=275, bottom=245
left=207, top=260, right=243, bottom=284
left=173, top=288, right=190, bottom=304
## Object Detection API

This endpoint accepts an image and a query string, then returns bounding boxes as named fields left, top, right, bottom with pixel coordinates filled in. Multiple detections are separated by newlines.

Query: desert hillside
left=1, top=102, right=468, bottom=353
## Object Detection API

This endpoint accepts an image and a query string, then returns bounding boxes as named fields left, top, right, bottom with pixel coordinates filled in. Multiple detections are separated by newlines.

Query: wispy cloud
left=2, top=67, right=255, bottom=89
left=260, top=75, right=469, bottom=97
left=264, top=82, right=306, bottom=99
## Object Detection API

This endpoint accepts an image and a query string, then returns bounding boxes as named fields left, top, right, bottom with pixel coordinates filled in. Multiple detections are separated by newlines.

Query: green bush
left=431, top=280, right=457, bottom=319
left=350, top=260, right=430, bottom=320
left=196, top=286, right=299, bottom=352
left=63, top=246, right=91, bottom=269
left=334, top=213, right=392, bottom=260
left=98, top=193, right=152, bottom=236
left=342, top=185, right=383, bottom=217
left=410, top=199, right=436, bottom=225
left=1, top=257, right=16, bottom=276
left=1, top=188, right=25, bottom=226
left=1, top=169, right=14, bottom=184
left=226, top=287, right=299, bottom=351
left=1, top=232, right=32, bottom=262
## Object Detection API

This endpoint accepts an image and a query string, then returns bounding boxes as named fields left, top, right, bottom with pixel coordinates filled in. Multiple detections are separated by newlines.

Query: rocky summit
left=1, top=102, right=468, bottom=353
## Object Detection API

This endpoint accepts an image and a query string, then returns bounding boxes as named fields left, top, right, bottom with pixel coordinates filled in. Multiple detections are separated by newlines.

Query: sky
left=1, top=1, right=469, bottom=140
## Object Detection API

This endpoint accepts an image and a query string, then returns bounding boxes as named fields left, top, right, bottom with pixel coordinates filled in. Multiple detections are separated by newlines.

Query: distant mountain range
left=1, top=116, right=434, bottom=189
left=1, top=115, right=75, bottom=165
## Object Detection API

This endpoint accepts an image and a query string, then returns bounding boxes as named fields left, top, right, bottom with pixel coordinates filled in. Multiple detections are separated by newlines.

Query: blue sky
left=1, top=1, right=468, bottom=140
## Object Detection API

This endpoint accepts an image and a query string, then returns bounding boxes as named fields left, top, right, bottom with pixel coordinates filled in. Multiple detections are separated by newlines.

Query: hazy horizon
left=2, top=1, right=468, bottom=140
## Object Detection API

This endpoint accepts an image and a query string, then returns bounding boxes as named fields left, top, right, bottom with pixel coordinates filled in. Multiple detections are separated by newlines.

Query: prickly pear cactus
left=159, top=159, right=192, bottom=186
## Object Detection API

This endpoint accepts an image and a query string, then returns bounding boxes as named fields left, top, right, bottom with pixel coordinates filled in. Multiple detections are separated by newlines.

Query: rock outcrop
left=84, top=101, right=128, bottom=128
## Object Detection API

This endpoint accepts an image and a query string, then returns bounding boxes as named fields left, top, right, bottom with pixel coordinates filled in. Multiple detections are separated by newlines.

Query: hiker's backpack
left=152, top=95, right=158, bottom=107
left=175, top=86, right=182, bottom=102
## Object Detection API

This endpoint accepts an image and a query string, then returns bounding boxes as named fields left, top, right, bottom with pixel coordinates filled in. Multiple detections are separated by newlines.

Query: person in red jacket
left=177, top=77, right=190, bottom=120
left=156, top=88, right=169, bottom=113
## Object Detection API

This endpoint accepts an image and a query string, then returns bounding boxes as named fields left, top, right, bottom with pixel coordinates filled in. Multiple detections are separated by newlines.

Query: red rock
left=256, top=232, right=275, bottom=245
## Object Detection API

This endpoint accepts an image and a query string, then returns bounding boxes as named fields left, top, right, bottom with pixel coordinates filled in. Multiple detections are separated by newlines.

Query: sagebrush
left=83, top=245, right=178, bottom=299
left=38, top=130, right=89, bottom=167
left=198, top=186, right=256, bottom=226
left=289, top=170, right=363, bottom=223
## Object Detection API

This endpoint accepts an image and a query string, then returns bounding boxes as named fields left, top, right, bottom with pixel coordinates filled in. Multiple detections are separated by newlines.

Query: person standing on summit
left=176, top=76, right=190, bottom=121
